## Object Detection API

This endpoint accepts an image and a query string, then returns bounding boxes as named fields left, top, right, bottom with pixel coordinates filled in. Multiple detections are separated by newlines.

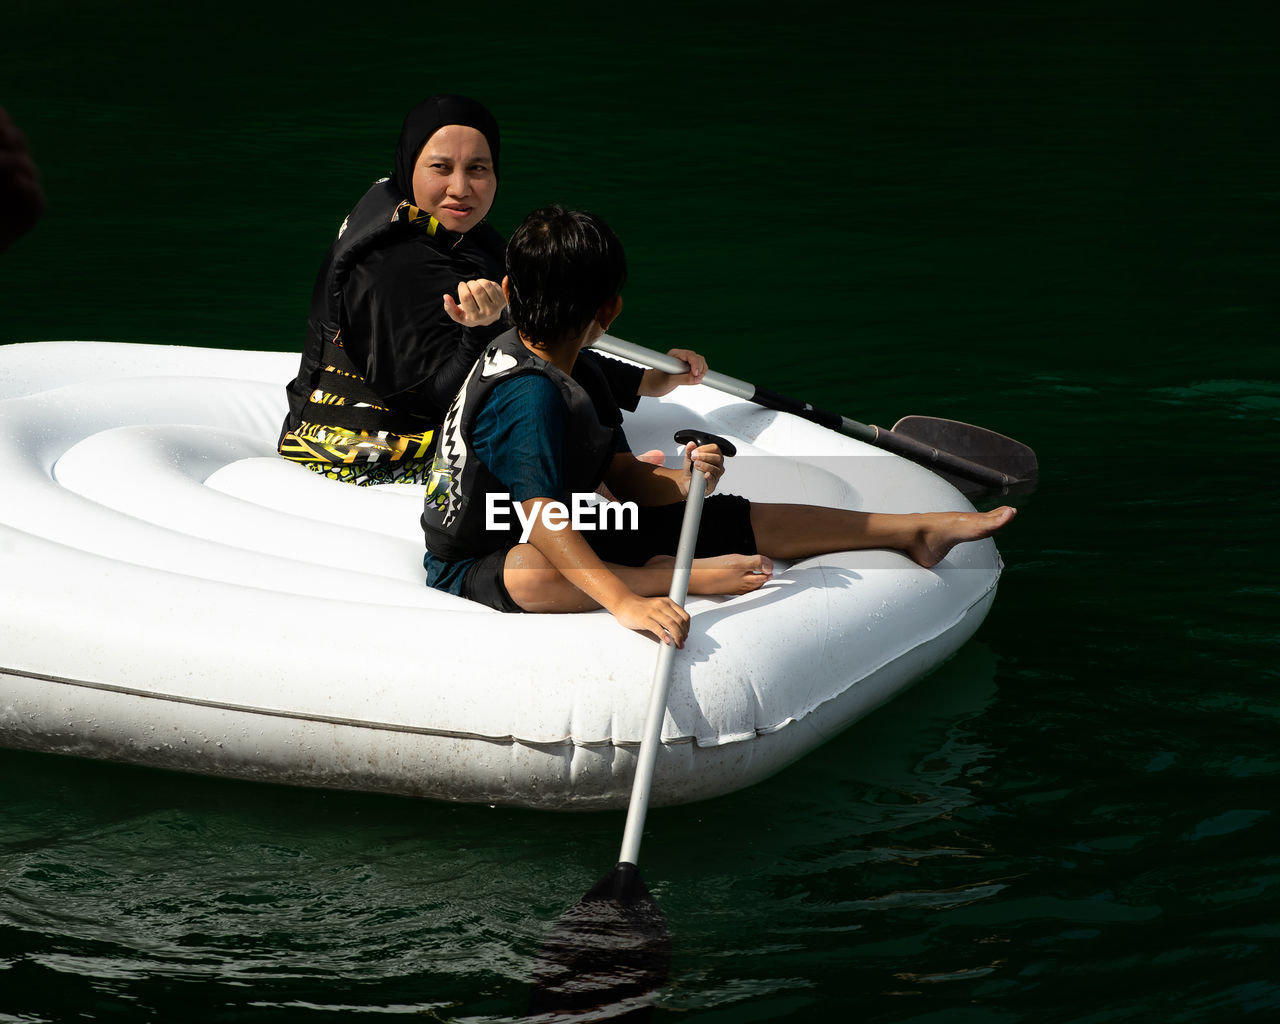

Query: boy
left=423, top=206, right=1014, bottom=646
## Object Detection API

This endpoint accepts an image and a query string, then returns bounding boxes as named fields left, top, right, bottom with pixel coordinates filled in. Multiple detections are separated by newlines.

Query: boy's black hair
left=505, top=205, right=627, bottom=347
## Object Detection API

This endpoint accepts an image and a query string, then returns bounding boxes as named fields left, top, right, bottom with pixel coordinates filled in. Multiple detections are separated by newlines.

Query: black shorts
left=460, top=493, right=757, bottom=613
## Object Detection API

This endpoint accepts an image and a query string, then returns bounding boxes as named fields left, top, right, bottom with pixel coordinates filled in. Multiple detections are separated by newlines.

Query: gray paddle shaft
left=591, top=335, right=1023, bottom=492
left=617, top=471, right=707, bottom=868
left=592, top=335, right=878, bottom=444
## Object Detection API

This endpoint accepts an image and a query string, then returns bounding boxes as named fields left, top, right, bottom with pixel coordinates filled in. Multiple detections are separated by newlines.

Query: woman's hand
left=443, top=278, right=506, bottom=327
left=638, top=348, right=709, bottom=398
left=681, top=441, right=724, bottom=497
left=612, top=593, right=691, bottom=647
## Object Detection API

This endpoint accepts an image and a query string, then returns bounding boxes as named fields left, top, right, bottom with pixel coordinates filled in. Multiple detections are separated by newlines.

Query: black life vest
left=278, top=179, right=500, bottom=445
left=422, top=330, right=620, bottom=562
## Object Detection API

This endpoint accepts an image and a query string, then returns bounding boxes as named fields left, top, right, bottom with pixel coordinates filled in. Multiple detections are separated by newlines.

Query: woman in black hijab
left=278, top=95, right=700, bottom=486
left=278, top=95, right=513, bottom=485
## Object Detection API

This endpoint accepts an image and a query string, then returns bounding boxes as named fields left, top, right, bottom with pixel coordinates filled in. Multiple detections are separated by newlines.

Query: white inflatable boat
left=0, top=340, right=1002, bottom=810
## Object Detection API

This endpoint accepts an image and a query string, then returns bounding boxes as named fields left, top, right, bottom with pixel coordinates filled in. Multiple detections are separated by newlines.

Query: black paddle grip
left=673, top=429, right=737, bottom=458
left=751, top=387, right=845, bottom=431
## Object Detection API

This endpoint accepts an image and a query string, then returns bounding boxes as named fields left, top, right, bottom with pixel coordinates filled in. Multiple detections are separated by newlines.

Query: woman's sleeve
left=343, top=244, right=505, bottom=416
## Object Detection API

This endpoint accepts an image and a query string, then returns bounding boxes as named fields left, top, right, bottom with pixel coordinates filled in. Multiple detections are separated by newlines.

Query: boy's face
left=411, top=125, right=497, bottom=234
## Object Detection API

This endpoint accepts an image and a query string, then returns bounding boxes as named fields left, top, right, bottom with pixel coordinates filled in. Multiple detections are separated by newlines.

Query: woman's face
left=411, top=124, right=496, bottom=234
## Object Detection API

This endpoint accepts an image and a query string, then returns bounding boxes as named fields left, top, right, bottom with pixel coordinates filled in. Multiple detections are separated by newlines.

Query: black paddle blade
left=891, top=415, right=1039, bottom=497
left=528, top=863, right=671, bottom=1020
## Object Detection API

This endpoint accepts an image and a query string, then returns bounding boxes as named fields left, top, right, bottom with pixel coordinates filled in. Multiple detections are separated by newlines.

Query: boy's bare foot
left=908, top=506, right=1016, bottom=568
left=647, top=552, right=774, bottom=596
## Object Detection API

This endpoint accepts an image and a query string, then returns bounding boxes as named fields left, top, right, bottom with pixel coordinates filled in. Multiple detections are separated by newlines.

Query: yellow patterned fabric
left=280, top=418, right=435, bottom=486
left=298, top=457, right=433, bottom=487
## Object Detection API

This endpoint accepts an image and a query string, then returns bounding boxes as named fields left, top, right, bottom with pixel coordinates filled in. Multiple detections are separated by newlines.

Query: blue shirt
left=424, top=373, right=628, bottom=596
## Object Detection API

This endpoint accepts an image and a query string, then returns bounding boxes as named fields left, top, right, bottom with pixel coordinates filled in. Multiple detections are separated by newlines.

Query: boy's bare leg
left=502, top=504, right=1015, bottom=611
left=504, top=546, right=772, bottom=613
left=749, top=504, right=1016, bottom=569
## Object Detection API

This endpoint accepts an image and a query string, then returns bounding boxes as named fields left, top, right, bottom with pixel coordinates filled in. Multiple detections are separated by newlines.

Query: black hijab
left=391, top=95, right=500, bottom=202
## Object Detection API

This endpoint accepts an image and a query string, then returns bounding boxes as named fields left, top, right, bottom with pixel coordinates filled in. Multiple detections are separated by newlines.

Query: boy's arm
left=580, top=348, right=709, bottom=405
left=521, top=499, right=690, bottom=645
left=637, top=348, right=708, bottom=398
left=601, top=443, right=725, bottom=505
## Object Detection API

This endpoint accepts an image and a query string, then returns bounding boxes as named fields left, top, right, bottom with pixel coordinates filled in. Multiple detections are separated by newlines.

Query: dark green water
left=3, top=2, right=1277, bottom=1020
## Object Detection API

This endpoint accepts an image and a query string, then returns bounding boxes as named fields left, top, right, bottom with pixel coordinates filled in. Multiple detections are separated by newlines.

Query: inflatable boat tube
left=0, top=340, right=1001, bottom=810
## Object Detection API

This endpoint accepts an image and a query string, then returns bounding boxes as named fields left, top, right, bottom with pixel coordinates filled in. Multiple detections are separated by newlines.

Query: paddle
left=528, top=428, right=737, bottom=1019
left=590, top=335, right=1038, bottom=497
